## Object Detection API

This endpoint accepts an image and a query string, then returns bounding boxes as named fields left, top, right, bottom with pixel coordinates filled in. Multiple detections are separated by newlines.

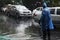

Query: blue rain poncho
left=40, top=3, right=54, bottom=30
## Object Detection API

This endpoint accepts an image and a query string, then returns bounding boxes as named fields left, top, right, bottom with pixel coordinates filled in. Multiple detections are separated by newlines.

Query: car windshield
left=36, top=7, right=42, bottom=11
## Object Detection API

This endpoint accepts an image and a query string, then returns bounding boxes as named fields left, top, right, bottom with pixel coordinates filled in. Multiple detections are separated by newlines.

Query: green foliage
left=0, top=0, right=60, bottom=8
left=0, top=0, right=12, bottom=7
left=46, top=0, right=60, bottom=6
left=0, top=0, right=23, bottom=7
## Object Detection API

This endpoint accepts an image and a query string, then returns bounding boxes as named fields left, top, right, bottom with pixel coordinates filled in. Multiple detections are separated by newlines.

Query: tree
left=22, top=0, right=42, bottom=10
left=0, top=0, right=13, bottom=7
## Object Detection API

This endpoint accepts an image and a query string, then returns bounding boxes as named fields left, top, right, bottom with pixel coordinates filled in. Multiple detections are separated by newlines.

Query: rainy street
left=0, top=0, right=60, bottom=40
left=0, top=13, right=60, bottom=40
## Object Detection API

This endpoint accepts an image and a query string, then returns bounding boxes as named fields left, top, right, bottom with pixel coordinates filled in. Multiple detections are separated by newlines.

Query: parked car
left=32, top=7, right=42, bottom=23
left=33, top=7, right=60, bottom=27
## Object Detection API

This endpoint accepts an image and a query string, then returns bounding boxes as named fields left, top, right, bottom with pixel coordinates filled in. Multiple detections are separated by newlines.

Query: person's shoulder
left=43, top=8, right=50, bottom=12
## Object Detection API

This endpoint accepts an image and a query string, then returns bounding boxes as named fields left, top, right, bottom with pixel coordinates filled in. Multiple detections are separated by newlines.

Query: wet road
left=0, top=14, right=60, bottom=40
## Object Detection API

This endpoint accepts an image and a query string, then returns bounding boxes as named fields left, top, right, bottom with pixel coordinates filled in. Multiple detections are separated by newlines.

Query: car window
left=36, top=7, right=42, bottom=11
left=50, top=9, right=55, bottom=14
left=36, top=8, right=40, bottom=10
left=57, top=9, right=60, bottom=15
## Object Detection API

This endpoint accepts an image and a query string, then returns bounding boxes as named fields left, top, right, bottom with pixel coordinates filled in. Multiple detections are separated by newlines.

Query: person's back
left=40, top=2, right=54, bottom=40
left=41, top=3, right=51, bottom=29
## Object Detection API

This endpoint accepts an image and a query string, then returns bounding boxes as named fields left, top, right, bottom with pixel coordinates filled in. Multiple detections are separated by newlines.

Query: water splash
left=5, top=20, right=32, bottom=39
left=16, top=23, right=28, bottom=34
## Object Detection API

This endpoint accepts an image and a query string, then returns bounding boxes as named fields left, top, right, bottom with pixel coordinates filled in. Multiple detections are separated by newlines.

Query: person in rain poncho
left=40, top=2, right=54, bottom=40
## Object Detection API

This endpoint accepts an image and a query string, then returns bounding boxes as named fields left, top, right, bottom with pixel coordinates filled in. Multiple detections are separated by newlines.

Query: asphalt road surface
left=0, top=14, right=60, bottom=40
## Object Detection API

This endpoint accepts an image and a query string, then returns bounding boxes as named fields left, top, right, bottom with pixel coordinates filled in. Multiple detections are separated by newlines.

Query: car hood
left=14, top=5, right=31, bottom=14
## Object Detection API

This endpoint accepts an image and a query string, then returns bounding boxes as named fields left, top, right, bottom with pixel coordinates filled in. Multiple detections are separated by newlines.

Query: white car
left=2, top=4, right=32, bottom=17
left=11, top=5, right=32, bottom=17
left=33, top=7, right=42, bottom=22
left=33, top=7, right=60, bottom=28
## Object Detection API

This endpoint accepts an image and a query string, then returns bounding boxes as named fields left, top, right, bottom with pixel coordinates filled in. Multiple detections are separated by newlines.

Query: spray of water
left=16, top=23, right=28, bottom=34
left=5, top=21, right=32, bottom=39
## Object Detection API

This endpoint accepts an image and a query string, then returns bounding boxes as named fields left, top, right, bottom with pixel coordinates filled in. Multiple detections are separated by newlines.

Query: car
left=49, top=7, right=60, bottom=27
left=33, top=7, right=60, bottom=28
left=10, top=5, right=32, bottom=17
left=2, top=4, right=32, bottom=17
left=32, top=7, right=42, bottom=23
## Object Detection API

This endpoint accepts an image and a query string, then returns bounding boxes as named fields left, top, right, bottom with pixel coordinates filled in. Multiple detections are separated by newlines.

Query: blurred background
left=0, top=0, right=60, bottom=40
